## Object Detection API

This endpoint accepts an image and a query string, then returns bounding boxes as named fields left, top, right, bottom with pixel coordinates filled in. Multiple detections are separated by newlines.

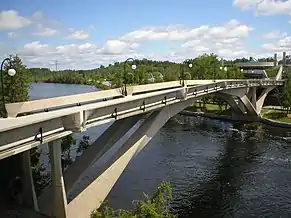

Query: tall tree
left=280, top=72, right=291, bottom=113
left=1, top=55, right=30, bottom=105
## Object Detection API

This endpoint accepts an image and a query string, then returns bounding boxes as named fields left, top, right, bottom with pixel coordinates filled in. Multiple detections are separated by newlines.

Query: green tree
left=91, top=182, right=176, bottom=218
left=61, top=135, right=76, bottom=169
left=1, top=55, right=30, bottom=112
left=280, top=72, right=291, bottom=113
left=77, top=135, right=90, bottom=154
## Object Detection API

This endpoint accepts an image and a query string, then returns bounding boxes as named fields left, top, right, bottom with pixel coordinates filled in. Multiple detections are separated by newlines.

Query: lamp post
left=123, top=58, right=136, bottom=96
left=240, top=68, right=244, bottom=78
left=148, top=72, right=154, bottom=83
left=214, top=59, right=227, bottom=82
left=1, top=57, right=16, bottom=118
left=156, top=72, right=163, bottom=82
left=181, top=59, right=193, bottom=86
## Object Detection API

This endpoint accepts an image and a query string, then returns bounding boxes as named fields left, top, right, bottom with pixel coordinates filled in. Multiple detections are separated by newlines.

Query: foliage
left=91, top=182, right=176, bottom=218
left=279, top=72, right=291, bottom=113
left=262, top=109, right=291, bottom=123
left=77, top=135, right=90, bottom=154
left=61, top=134, right=76, bottom=169
left=0, top=55, right=51, bottom=194
left=30, top=148, right=49, bottom=195
left=29, top=54, right=245, bottom=89
left=0, top=55, right=30, bottom=115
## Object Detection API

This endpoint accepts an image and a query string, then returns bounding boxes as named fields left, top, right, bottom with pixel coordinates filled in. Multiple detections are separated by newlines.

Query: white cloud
left=121, top=19, right=252, bottom=42
left=7, top=19, right=257, bottom=69
left=7, top=32, right=18, bottom=39
left=0, top=10, right=31, bottom=30
left=67, top=29, right=90, bottom=40
left=263, top=31, right=287, bottom=39
left=32, top=24, right=57, bottom=36
left=18, top=40, right=139, bottom=69
left=100, top=40, right=139, bottom=54
left=262, top=35, right=291, bottom=52
left=233, top=0, right=291, bottom=16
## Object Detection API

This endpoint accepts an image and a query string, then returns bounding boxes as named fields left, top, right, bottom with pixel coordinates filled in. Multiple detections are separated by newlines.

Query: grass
left=186, top=103, right=291, bottom=124
left=261, top=109, right=291, bottom=123
left=186, top=102, right=230, bottom=114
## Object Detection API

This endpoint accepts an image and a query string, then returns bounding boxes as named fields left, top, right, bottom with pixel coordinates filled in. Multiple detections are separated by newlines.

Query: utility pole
left=55, top=60, right=58, bottom=71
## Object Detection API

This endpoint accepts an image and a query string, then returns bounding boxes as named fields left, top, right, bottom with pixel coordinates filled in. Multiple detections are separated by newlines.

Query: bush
left=91, top=182, right=176, bottom=218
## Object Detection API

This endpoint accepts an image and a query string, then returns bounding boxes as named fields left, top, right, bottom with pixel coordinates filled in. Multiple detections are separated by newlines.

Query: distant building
left=241, top=69, right=268, bottom=78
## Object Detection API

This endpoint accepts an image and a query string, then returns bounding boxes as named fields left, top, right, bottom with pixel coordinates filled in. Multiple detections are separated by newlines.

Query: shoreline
left=179, top=110, right=291, bottom=129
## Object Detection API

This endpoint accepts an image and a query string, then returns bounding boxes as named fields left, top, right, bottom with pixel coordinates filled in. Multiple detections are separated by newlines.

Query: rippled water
left=31, top=83, right=291, bottom=217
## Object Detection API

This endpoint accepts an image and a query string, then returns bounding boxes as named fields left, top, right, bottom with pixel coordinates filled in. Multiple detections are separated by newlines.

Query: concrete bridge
left=0, top=65, right=284, bottom=217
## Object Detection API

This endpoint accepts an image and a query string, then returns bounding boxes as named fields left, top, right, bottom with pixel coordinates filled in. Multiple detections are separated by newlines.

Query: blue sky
left=0, top=0, right=291, bottom=69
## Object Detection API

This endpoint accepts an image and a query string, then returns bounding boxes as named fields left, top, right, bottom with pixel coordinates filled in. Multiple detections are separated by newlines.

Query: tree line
left=31, top=54, right=247, bottom=88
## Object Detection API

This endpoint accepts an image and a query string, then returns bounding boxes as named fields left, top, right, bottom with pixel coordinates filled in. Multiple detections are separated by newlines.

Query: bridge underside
left=35, top=98, right=195, bottom=218
left=37, top=83, right=276, bottom=218
left=216, top=85, right=276, bottom=121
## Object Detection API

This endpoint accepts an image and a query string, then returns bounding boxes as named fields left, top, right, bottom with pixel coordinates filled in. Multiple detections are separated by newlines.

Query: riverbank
left=180, top=104, right=291, bottom=128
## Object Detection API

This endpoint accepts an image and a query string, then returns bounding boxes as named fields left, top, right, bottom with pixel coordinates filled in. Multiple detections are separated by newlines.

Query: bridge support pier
left=21, top=150, right=39, bottom=211
left=218, top=86, right=276, bottom=121
left=66, top=101, right=191, bottom=218
left=49, top=139, right=68, bottom=218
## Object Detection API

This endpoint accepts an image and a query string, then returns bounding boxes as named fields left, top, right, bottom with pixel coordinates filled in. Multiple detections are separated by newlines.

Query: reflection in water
left=107, top=116, right=291, bottom=217
left=174, top=123, right=263, bottom=217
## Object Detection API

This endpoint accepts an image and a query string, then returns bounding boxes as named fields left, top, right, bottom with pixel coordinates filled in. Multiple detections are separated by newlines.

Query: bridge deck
left=0, top=79, right=284, bottom=160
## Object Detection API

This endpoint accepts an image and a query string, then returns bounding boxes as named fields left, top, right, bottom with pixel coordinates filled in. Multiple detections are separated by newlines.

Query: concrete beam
left=5, top=89, right=123, bottom=117
left=38, top=115, right=143, bottom=215
left=239, top=95, right=258, bottom=116
left=66, top=98, right=195, bottom=218
left=256, top=87, right=275, bottom=114
left=65, top=115, right=143, bottom=193
left=215, top=93, right=244, bottom=114
left=21, top=150, right=39, bottom=211
left=0, top=79, right=284, bottom=160
left=84, top=89, right=180, bottom=122
left=249, top=87, right=257, bottom=110
left=276, top=65, right=283, bottom=80
left=47, top=139, right=68, bottom=218
left=0, top=117, right=64, bottom=149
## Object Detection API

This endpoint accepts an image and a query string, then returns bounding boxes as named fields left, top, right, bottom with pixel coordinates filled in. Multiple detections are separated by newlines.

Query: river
left=30, top=83, right=291, bottom=217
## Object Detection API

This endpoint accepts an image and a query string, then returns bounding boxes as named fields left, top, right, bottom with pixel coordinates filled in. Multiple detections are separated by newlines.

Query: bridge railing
left=4, top=79, right=284, bottom=118
left=0, top=79, right=284, bottom=158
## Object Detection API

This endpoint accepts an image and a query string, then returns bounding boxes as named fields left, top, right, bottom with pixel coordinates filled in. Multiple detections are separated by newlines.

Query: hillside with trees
left=29, top=54, right=247, bottom=89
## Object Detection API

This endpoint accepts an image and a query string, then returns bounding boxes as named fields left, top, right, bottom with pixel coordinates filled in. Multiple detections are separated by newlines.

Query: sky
left=1, top=0, right=291, bottom=70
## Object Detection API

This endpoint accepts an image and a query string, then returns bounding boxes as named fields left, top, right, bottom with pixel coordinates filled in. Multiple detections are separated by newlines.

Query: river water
left=30, top=83, right=291, bottom=218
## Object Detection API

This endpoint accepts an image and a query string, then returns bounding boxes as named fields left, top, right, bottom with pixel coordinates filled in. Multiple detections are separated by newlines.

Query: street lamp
left=180, top=59, right=193, bottom=86
left=214, top=59, right=227, bottom=82
left=123, top=58, right=137, bottom=96
left=220, top=66, right=228, bottom=72
left=156, top=72, right=164, bottom=82
left=1, top=57, right=16, bottom=118
left=148, top=72, right=154, bottom=83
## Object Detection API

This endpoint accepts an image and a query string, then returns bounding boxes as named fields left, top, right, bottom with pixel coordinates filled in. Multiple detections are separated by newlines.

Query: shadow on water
left=171, top=119, right=273, bottom=218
